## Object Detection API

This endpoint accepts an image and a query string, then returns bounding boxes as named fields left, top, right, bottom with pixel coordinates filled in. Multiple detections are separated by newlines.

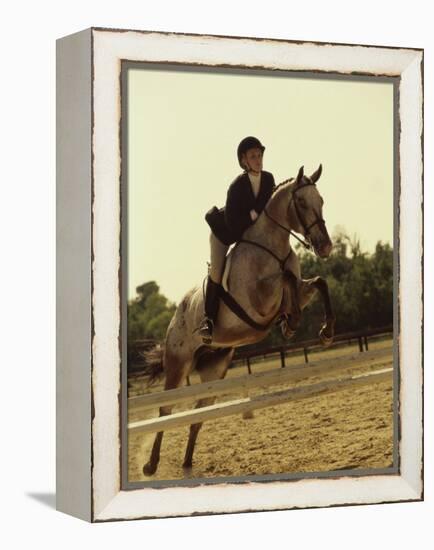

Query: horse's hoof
left=280, top=320, right=296, bottom=340
left=182, top=460, right=193, bottom=470
left=319, top=327, right=334, bottom=347
left=143, top=462, right=157, bottom=476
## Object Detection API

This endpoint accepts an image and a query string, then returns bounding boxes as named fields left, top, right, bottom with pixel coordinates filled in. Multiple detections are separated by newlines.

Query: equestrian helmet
left=237, top=136, right=265, bottom=168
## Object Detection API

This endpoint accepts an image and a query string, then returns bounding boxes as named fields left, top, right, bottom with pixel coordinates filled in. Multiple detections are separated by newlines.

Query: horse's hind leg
left=183, top=348, right=234, bottom=470
left=182, top=396, right=215, bottom=471
left=143, top=350, right=190, bottom=476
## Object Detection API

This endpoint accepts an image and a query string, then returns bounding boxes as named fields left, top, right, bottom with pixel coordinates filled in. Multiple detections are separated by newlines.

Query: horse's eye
left=298, top=198, right=307, bottom=209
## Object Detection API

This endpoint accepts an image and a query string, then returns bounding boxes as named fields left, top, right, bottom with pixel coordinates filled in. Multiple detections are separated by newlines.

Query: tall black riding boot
left=198, top=277, right=220, bottom=344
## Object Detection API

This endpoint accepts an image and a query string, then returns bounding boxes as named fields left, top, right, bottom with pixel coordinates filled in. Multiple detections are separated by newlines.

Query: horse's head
left=287, top=165, right=332, bottom=258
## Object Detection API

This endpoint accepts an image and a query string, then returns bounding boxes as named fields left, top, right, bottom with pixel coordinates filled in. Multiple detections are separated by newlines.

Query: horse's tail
left=140, top=345, right=165, bottom=386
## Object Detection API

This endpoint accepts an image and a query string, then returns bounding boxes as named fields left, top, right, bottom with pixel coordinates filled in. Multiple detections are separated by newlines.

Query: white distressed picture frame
left=56, top=27, right=423, bottom=522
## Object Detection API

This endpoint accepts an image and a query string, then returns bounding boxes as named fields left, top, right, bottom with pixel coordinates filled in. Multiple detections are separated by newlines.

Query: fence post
left=186, top=376, right=191, bottom=386
left=280, top=349, right=286, bottom=368
left=358, top=337, right=363, bottom=352
left=303, top=347, right=309, bottom=364
left=364, top=335, right=369, bottom=351
left=246, top=357, right=252, bottom=375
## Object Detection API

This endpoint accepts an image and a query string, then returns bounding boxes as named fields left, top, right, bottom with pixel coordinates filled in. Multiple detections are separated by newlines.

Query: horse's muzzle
left=316, top=240, right=333, bottom=258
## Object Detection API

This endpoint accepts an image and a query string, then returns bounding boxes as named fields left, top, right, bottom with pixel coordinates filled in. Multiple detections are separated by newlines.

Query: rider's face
left=242, top=148, right=263, bottom=173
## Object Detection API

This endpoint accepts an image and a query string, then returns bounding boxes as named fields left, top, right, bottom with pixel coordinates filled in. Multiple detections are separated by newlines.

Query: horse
left=142, top=164, right=335, bottom=476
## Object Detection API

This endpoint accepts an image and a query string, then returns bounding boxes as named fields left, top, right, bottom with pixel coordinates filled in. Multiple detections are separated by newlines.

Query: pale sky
left=127, top=66, right=394, bottom=305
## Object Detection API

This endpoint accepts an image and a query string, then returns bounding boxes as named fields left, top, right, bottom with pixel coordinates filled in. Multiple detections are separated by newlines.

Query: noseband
left=264, top=181, right=326, bottom=250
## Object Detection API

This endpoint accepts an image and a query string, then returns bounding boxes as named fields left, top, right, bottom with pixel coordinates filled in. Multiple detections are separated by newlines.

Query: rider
left=198, top=136, right=276, bottom=343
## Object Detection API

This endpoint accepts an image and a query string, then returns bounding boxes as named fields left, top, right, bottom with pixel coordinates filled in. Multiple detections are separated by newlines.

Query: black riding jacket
left=205, top=170, right=276, bottom=245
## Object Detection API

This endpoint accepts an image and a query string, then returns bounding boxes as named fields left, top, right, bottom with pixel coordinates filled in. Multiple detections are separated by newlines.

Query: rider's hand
left=250, top=209, right=258, bottom=221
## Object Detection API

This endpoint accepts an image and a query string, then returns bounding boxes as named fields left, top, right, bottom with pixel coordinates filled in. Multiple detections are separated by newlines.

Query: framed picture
left=56, top=27, right=423, bottom=522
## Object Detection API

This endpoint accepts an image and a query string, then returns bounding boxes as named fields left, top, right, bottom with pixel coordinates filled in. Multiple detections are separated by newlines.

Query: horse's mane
left=272, top=177, right=294, bottom=195
left=272, top=174, right=316, bottom=196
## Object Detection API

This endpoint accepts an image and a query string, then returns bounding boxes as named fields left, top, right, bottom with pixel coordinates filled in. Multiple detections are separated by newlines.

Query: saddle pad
left=222, top=248, right=233, bottom=293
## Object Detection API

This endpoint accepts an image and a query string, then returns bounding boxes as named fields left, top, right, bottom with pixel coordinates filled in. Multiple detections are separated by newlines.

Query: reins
left=263, top=208, right=312, bottom=251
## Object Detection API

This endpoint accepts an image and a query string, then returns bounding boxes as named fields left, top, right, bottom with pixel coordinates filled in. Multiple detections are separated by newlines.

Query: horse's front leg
left=278, top=251, right=303, bottom=339
left=299, top=276, right=336, bottom=346
left=279, top=271, right=302, bottom=339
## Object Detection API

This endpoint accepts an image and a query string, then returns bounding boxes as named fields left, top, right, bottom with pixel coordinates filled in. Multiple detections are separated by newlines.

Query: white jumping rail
left=128, top=352, right=393, bottom=435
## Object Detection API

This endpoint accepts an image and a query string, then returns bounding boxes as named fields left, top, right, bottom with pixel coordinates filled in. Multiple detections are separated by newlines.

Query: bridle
left=265, top=181, right=326, bottom=251
left=229, top=179, right=327, bottom=331
left=238, top=180, right=326, bottom=273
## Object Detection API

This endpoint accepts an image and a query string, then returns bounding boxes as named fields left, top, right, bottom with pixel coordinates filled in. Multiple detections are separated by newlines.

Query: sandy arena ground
left=128, top=338, right=394, bottom=482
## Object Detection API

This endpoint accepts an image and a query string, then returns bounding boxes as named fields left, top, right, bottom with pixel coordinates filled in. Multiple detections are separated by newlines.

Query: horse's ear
left=310, top=164, right=322, bottom=184
left=295, top=166, right=304, bottom=185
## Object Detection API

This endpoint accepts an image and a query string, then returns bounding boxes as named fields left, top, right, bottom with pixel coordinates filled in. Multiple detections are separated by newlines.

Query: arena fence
left=233, top=325, right=393, bottom=373
left=128, top=326, right=393, bottom=382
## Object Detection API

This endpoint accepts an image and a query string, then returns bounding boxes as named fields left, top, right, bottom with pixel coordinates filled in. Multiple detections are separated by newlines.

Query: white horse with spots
left=143, top=165, right=335, bottom=475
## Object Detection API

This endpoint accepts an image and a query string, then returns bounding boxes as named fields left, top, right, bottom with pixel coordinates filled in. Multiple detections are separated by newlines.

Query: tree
left=128, top=233, right=393, bottom=356
left=127, top=281, right=176, bottom=342
left=294, top=231, right=393, bottom=340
